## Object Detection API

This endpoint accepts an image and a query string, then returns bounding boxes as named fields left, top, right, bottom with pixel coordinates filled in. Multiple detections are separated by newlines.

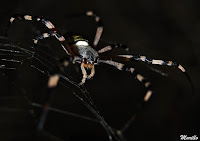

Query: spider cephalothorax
left=64, top=33, right=99, bottom=84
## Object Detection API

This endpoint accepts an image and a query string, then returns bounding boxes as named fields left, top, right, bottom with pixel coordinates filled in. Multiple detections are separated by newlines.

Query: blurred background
left=0, top=0, right=199, bottom=141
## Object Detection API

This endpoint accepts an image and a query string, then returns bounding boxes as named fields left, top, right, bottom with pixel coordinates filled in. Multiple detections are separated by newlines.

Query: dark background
left=0, top=0, right=199, bottom=141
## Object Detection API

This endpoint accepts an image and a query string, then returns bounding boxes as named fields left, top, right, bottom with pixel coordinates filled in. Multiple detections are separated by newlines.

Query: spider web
left=0, top=36, right=140, bottom=141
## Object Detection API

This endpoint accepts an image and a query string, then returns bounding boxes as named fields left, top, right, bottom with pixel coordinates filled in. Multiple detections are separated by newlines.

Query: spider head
left=75, top=41, right=99, bottom=66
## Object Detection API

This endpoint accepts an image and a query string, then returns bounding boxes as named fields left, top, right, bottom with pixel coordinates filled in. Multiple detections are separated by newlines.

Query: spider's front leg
left=7, top=14, right=73, bottom=55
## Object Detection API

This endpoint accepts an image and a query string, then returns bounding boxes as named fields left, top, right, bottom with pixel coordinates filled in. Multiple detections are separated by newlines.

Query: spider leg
left=63, top=10, right=103, bottom=47
left=37, top=71, right=61, bottom=130
left=86, top=11, right=103, bottom=47
left=37, top=57, right=70, bottom=130
left=32, top=32, right=54, bottom=47
left=116, top=55, right=186, bottom=71
left=8, top=14, right=73, bottom=55
left=101, top=55, right=194, bottom=95
left=99, top=59, right=152, bottom=101
left=98, top=59, right=153, bottom=133
left=98, top=43, right=129, bottom=54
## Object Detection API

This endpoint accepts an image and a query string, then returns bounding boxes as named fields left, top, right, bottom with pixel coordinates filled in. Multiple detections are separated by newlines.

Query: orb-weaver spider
left=6, top=11, right=193, bottom=140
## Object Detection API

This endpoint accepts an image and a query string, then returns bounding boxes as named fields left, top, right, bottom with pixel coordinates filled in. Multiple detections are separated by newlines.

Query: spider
left=6, top=11, right=193, bottom=139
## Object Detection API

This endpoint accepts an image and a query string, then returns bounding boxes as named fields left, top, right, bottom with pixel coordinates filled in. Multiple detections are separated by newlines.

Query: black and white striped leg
left=32, top=32, right=54, bottom=47
left=116, top=55, right=194, bottom=94
left=117, top=55, right=186, bottom=72
left=86, top=11, right=103, bottom=47
left=37, top=74, right=60, bottom=131
left=37, top=58, right=69, bottom=131
left=98, top=43, right=129, bottom=54
left=99, top=60, right=153, bottom=133
left=8, top=14, right=73, bottom=55
left=99, top=60, right=152, bottom=101
left=9, top=15, right=56, bottom=31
